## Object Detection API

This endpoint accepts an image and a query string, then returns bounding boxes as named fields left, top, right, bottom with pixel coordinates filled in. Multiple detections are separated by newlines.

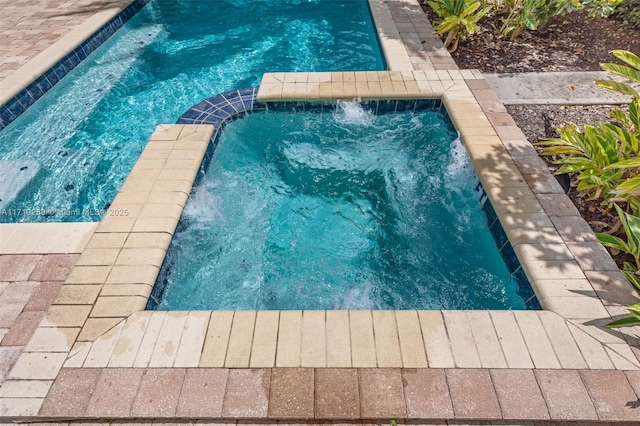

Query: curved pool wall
left=0, top=0, right=152, bottom=130
left=144, top=88, right=541, bottom=311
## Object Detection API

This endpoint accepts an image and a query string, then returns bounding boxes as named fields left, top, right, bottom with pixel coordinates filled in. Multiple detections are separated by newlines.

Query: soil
left=421, top=6, right=640, bottom=73
left=420, top=4, right=640, bottom=268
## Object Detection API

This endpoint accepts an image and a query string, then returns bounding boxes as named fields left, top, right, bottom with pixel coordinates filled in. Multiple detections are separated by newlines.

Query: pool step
left=0, top=160, right=40, bottom=211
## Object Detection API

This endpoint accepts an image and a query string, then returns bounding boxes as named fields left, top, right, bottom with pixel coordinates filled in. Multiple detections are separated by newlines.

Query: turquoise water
left=152, top=103, right=527, bottom=310
left=0, top=0, right=383, bottom=222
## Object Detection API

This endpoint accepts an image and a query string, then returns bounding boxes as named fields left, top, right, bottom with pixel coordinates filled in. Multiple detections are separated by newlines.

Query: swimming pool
left=149, top=101, right=531, bottom=310
left=0, top=0, right=383, bottom=223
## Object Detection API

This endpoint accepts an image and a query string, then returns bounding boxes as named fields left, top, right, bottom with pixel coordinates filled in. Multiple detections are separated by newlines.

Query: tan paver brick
left=567, top=322, right=616, bottom=369
left=221, top=369, right=270, bottom=418
left=77, top=317, right=123, bottom=342
left=90, top=295, right=146, bottom=318
left=177, top=368, right=228, bottom=418
left=131, top=368, right=186, bottom=417
left=395, top=310, right=428, bottom=368
left=109, top=311, right=152, bottom=368
left=225, top=311, right=256, bottom=368
left=174, top=311, right=210, bottom=368
left=537, top=311, right=588, bottom=369
left=41, top=304, right=91, bottom=327
left=0, top=397, right=43, bottom=417
left=268, top=368, right=314, bottom=418
left=326, top=310, right=351, bottom=367
left=83, top=320, right=125, bottom=368
left=301, top=310, right=326, bottom=367
left=515, top=311, right=561, bottom=369
left=315, top=368, right=360, bottom=419
left=418, top=310, right=454, bottom=368
left=250, top=310, right=279, bottom=368
left=149, top=311, right=188, bottom=368
left=8, top=351, right=67, bottom=380
left=466, top=310, right=507, bottom=368
left=349, top=310, right=376, bottom=367
left=65, top=266, right=112, bottom=284
left=446, top=369, right=501, bottom=419
left=490, top=311, right=534, bottom=369
left=201, top=311, right=233, bottom=368
left=25, top=326, right=79, bottom=352
left=359, top=368, right=407, bottom=418
left=372, top=310, right=402, bottom=368
left=442, top=311, right=481, bottom=368
left=133, top=312, right=166, bottom=368
left=85, top=368, right=144, bottom=418
left=276, top=310, right=302, bottom=367
left=53, top=284, right=101, bottom=305
left=490, top=369, right=550, bottom=420
left=0, top=379, right=52, bottom=398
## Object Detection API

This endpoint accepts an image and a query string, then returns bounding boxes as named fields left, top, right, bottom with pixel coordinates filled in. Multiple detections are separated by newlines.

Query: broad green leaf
left=622, top=270, right=640, bottom=293
left=605, top=315, right=640, bottom=328
left=597, top=233, right=631, bottom=252
left=605, top=158, right=640, bottom=170
left=596, top=79, right=638, bottom=97
left=611, top=50, right=640, bottom=72
left=613, top=176, right=640, bottom=196
left=630, top=98, right=640, bottom=130
left=600, top=63, right=640, bottom=86
left=610, top=109, right=630, bottom=127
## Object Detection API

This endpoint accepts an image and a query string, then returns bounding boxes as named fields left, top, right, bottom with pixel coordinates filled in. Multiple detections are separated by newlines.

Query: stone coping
left=1, top=0, right=640, bottom=422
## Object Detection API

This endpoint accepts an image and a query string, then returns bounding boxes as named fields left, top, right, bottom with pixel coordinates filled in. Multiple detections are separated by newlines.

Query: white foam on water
left=182, top=181, right=223, bottom=227
left=332, top=100, right=374, bottom=126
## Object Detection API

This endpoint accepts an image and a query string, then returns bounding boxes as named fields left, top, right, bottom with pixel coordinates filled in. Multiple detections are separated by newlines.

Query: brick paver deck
left=1, top=0, right=640, bottom=423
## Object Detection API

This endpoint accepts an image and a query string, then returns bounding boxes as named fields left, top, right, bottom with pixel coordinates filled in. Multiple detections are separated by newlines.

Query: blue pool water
left=151, top=102, right=528, bottom=310
left=0, top=0, right=383, bottom=222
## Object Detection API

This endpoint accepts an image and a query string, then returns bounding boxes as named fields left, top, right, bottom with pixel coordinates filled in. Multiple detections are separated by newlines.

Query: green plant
left=606, top=303, right=640, bottom=328
left=582, top=0, right=622, bottom=17
left=598, top=205, right=640, bottom=328
left=598, top=204, right=640, bottom=270
left=595, top=50, right=640, bottom=99
left=427, top=0, right=492, bottom=51
left=534, top=123, right=637, bottom=209
left=614, top=0, right=640, bottom=28
left=499, top=0, right=580, bottom=40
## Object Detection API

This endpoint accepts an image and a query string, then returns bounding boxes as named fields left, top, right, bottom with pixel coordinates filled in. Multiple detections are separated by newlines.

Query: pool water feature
left=150, top=102, right=530, bottom=310
left=0, top=0, right=383, bottom=223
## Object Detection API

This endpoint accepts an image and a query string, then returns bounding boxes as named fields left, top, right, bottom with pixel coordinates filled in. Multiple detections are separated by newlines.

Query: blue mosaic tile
left=415, top=99, right=438, bottom=111
left=361, top=100, right=378, bottom=113
left=489, top=219, right=509, bottom=251
left=396, top=100, right=416, bottom=112
left=7, top=99, right=23, bottom=119
left=16, top=90, right=34, bottom=110
left=481, top=199, right=498, bottom=228
left=377, top=100, right=397, bottom=114
left=500, top=241, right=520, bottom=274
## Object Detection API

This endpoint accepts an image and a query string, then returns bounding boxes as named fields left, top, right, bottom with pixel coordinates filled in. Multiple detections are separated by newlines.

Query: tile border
left=0, top=0, right=152, bottom=130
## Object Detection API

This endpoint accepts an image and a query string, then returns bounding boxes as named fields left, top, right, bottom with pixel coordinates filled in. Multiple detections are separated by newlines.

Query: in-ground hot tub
left=148, top=98, right=540, bottom=311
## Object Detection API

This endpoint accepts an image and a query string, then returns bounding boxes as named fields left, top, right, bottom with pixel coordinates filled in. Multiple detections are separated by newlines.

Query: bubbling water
left=153, top=106, right=528, bottom=311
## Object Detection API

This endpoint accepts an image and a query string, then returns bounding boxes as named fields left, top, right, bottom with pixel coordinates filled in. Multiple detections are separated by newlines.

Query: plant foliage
left=427, top=0, right=492, bottom=51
